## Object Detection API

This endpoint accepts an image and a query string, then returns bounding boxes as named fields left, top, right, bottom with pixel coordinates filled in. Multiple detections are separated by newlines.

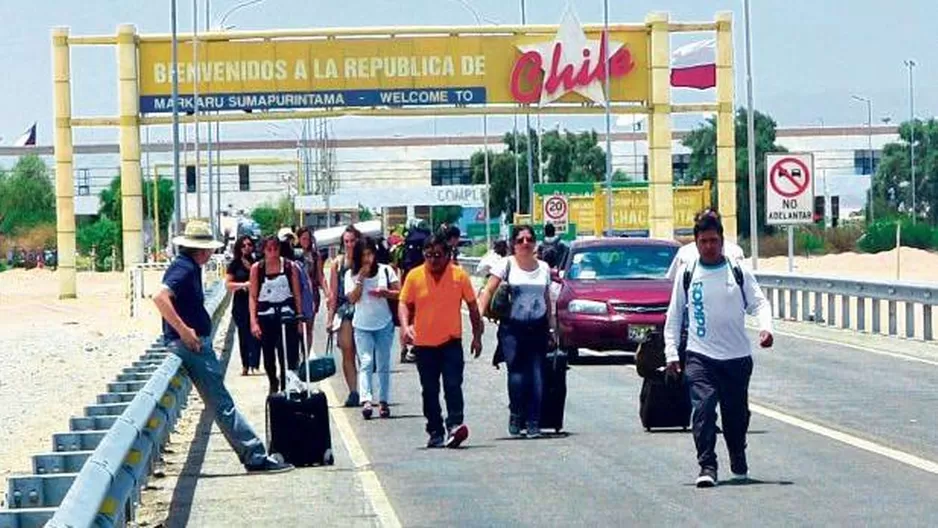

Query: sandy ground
left=0, top=269, right=163, bottom=497
left=757, top=247, right=938, bottom=284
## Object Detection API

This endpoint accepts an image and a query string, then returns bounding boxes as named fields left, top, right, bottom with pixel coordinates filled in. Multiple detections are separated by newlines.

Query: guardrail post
left=778, top=288, right=787, bottom=320
left=841, top=295, right=850, bottom=330
left=827, top=293, right=836, bottom=327
left=800, top=290, right=809, bottom=322
left=857, top=297, right=866, bottom=332
left=924, top=305, right=933, bottom=341
left=813, top=291, right=823, bottom=323
left=789, top=290, right=798, bottom=322
left=872, top=298, right=882, bottom=334
left=905, top=302, right=915, bottom=338
left=888, top=300, right=898, bottom=336
left=764, top=287, right=774, bottom=317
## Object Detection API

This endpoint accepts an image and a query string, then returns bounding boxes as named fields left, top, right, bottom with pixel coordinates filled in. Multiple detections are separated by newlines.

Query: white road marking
left=319, top=380, right=402, bottom=528
left=749, top=322, right=938, bottom=367
left=750, top=402, right=938, bottom=477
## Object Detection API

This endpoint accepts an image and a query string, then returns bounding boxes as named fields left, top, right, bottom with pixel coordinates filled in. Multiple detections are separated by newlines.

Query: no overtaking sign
left=766, top=153, right=815, bottom=225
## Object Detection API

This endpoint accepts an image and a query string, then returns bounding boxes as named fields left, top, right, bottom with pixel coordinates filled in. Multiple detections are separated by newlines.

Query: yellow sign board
left=533, top=183, right=711, bottom=235
left=138, top=27, right=648, bottom=113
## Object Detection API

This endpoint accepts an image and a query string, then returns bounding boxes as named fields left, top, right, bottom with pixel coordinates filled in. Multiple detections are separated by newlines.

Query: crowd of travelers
left=156, top=208, right=774, bottom=487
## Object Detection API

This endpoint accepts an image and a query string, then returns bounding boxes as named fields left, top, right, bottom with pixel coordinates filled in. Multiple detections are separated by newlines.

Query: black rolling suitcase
left=540, top=349, right=568, bottom=433
left=635, top=332, right=691, bottom=431
left=266, top=314, right=335, bottom=466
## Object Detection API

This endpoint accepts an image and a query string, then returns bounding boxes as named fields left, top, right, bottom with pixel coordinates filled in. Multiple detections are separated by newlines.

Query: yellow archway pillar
left=117, top=24, right=145, bottom=268
left=646, top=12, right=674, bottom=239
left=715, top=12, right=738, bottom=243
left=52, top=27, right=76, bottom=299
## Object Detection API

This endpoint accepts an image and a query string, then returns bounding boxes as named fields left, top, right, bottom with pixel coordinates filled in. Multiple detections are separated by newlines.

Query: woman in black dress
left=226, top=235, right=261, bottom=375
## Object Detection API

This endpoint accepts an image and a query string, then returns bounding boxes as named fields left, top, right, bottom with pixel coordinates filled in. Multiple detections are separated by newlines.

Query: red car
left=554, top=238, right=680, bottom=362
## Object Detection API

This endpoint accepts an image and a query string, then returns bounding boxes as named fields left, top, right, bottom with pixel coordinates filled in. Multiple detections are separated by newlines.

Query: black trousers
left=685, top=351, right=753, bottom=471
left=232, top=306, right=260, bottom=370
left=415, top=339, right=465, bottom=436
left=259, top=317, right=300, bottom=391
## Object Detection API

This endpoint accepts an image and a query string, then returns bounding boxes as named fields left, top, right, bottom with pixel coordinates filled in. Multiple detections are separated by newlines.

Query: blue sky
left=0, top=0, right=934, bottom=145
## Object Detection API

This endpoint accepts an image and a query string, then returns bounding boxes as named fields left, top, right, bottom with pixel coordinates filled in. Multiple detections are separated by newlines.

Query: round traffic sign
left=544, top=195, right=568, bottom=220
left=769, top=157, right=811, bottom=199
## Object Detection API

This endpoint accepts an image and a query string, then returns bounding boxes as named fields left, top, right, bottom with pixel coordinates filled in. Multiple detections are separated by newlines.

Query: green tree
left=251, top=196, right=295, bottom=236
left=469, top=128, right=614, bottom=218
left=682, top=108, right=787, bottom=238
left=76, top=216, right=119, bottom=270
left=0, top=155, right=55, bottom=236
left=98, top=175, right=176, bottom=260
left=871, top=118, right=938, bottom=224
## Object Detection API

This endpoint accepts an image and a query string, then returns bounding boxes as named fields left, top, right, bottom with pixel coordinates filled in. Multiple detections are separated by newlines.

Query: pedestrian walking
left=250, top=236, right=304, bottom=394
left=663, top=213, right=773, bottom=488
left=478, top=225, right=554, bottom=438
left=296, top=227, right=328, bottom=354
left=329, top=225, right=362, bottom=407
left=666, top=208, right=747, bottom=281
left=345, top=236, right=400, bottom=420
left=537, top=223, right=569, bottom=270
left=399, top=233, right=484, bottom=448
left=152, top=219, right=293, bottom=474
left=225, top=235, right=261, bottom=375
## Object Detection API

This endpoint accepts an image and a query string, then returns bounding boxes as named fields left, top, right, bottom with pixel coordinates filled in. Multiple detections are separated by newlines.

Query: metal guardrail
left=0, top=282, right=231, bottom=528
left=460, top=256, right=938, bottom=342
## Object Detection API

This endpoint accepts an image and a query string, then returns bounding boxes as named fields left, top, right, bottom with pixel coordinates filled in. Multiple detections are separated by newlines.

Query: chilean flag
left=13, top=122, right=36, bottom=147
left=670, top=40, right=717, bottom=90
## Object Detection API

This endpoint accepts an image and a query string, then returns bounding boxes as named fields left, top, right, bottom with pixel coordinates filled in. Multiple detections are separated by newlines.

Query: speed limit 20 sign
left=542, top=193, right=569, bottom=233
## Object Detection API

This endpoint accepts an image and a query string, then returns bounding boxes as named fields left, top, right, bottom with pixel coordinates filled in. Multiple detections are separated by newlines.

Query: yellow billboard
left=138, top=24, right=648, bottom=113
left=533, top=182, right=711, bottom=235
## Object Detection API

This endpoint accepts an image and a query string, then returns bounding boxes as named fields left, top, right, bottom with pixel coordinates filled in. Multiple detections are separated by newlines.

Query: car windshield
left=566, top=245, right=677, bottom=280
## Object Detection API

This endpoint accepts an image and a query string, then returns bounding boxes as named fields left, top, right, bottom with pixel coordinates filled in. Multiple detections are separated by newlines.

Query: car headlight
left=567, top=299, right=608, bottom=315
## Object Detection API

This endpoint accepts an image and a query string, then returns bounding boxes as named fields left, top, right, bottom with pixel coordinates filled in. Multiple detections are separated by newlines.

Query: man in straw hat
left=153, top=219, right=294, bottom=474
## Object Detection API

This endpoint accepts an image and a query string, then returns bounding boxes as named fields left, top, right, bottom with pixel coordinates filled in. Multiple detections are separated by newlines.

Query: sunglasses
left=515, top=236, right=535, bottom=244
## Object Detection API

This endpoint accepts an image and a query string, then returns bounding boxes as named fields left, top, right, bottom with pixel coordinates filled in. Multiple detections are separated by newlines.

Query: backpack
left=401, top=226, right=431, bottom=277
left=257, top=258, right=301, bottom=309
left=538, top=239, right=568, bottom=269
left=375, top=237, right=392, bottom=266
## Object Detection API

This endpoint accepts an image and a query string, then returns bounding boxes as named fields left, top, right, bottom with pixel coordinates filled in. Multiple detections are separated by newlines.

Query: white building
left=0, top=124, right=896, bottom=224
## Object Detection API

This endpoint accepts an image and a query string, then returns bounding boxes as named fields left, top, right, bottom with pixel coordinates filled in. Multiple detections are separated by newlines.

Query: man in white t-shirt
left=663, top=212, right=773, bottom=488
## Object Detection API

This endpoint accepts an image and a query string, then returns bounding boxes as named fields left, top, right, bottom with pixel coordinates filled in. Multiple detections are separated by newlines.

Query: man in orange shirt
left=399, top=233, right=484, bottom=448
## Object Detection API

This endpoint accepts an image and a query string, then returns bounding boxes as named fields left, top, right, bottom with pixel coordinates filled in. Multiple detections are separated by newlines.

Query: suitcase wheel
left=555, top=428, right=562, bottom=434
left=323, top=449, right=335, bottom=466
left=645, top=427, right=651, bottom=432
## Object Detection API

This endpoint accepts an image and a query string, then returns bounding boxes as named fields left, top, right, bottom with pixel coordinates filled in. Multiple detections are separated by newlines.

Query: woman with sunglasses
left=328, top=225, right=362, bottom=407
left=226, top=235, right=261, bottom=376
left=478, top=225, right=554, bottom=439
left=344, top=236, right=400, bottom=420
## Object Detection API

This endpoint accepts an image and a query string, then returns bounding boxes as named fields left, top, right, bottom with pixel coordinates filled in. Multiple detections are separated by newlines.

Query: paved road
left=330, top=316, right=938, bottom=527
left=180, top=313, right=938, bottom=527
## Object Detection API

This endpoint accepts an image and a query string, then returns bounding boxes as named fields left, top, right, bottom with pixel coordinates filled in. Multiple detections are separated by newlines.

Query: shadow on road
left=571, top=354, right=635, bottom=366
left=164, top=321, right=236, bottom=528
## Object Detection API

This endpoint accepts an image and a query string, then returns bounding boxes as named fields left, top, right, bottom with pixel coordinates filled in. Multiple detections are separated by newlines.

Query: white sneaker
left=695, top=468, right=717, bottom=488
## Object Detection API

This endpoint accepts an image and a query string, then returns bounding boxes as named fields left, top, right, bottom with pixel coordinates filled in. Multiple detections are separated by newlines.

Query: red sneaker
left=445, top=424, right=469, bottom=448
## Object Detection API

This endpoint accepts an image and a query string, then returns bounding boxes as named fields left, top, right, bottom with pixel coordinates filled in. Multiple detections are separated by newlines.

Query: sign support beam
left=52, top=27, right=76, bottom=299
left=715, top=12, right=737, bottom=243
left=646, top=12, right=674, bottom=239
left=117, top=24, right=145, bottom=271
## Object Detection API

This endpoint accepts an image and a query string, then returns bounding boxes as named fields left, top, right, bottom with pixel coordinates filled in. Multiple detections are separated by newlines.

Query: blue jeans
left=497, top=319, right=549, bottom=427
left=170, top=336, right=268, bottom=468
left=354, top=321, right=395, bottom=403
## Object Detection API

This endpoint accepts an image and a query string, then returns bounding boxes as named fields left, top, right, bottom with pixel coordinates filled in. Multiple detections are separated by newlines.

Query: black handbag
left=488, top=259, right=512, bottom=321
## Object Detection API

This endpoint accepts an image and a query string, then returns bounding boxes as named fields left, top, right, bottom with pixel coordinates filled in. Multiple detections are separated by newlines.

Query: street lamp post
left=171, top=0, right=182, bottom=237
left=521, top=0, right=534, bottom=216
left=851, top=95, right=874, bottom=223
left=743, top=0, right=758, bottom=270
left=602, top=0, right=613, bottom=235
left=904, top=59, right=917, bottom=223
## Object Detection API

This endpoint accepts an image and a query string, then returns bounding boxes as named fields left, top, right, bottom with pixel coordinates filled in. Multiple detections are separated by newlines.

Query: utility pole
left=744, top=0, right=759, bottom=270
left=171, top=0, right=182, bottom=236
left=192, top=0, right=201, bottom=217
left=905, top=59, right=917, bottom=223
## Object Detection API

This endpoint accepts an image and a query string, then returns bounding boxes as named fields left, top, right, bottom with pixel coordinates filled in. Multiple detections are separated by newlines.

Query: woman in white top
left=478, top=225, right=554, bottom=439
left=344, top=236, right=401, bottom=420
